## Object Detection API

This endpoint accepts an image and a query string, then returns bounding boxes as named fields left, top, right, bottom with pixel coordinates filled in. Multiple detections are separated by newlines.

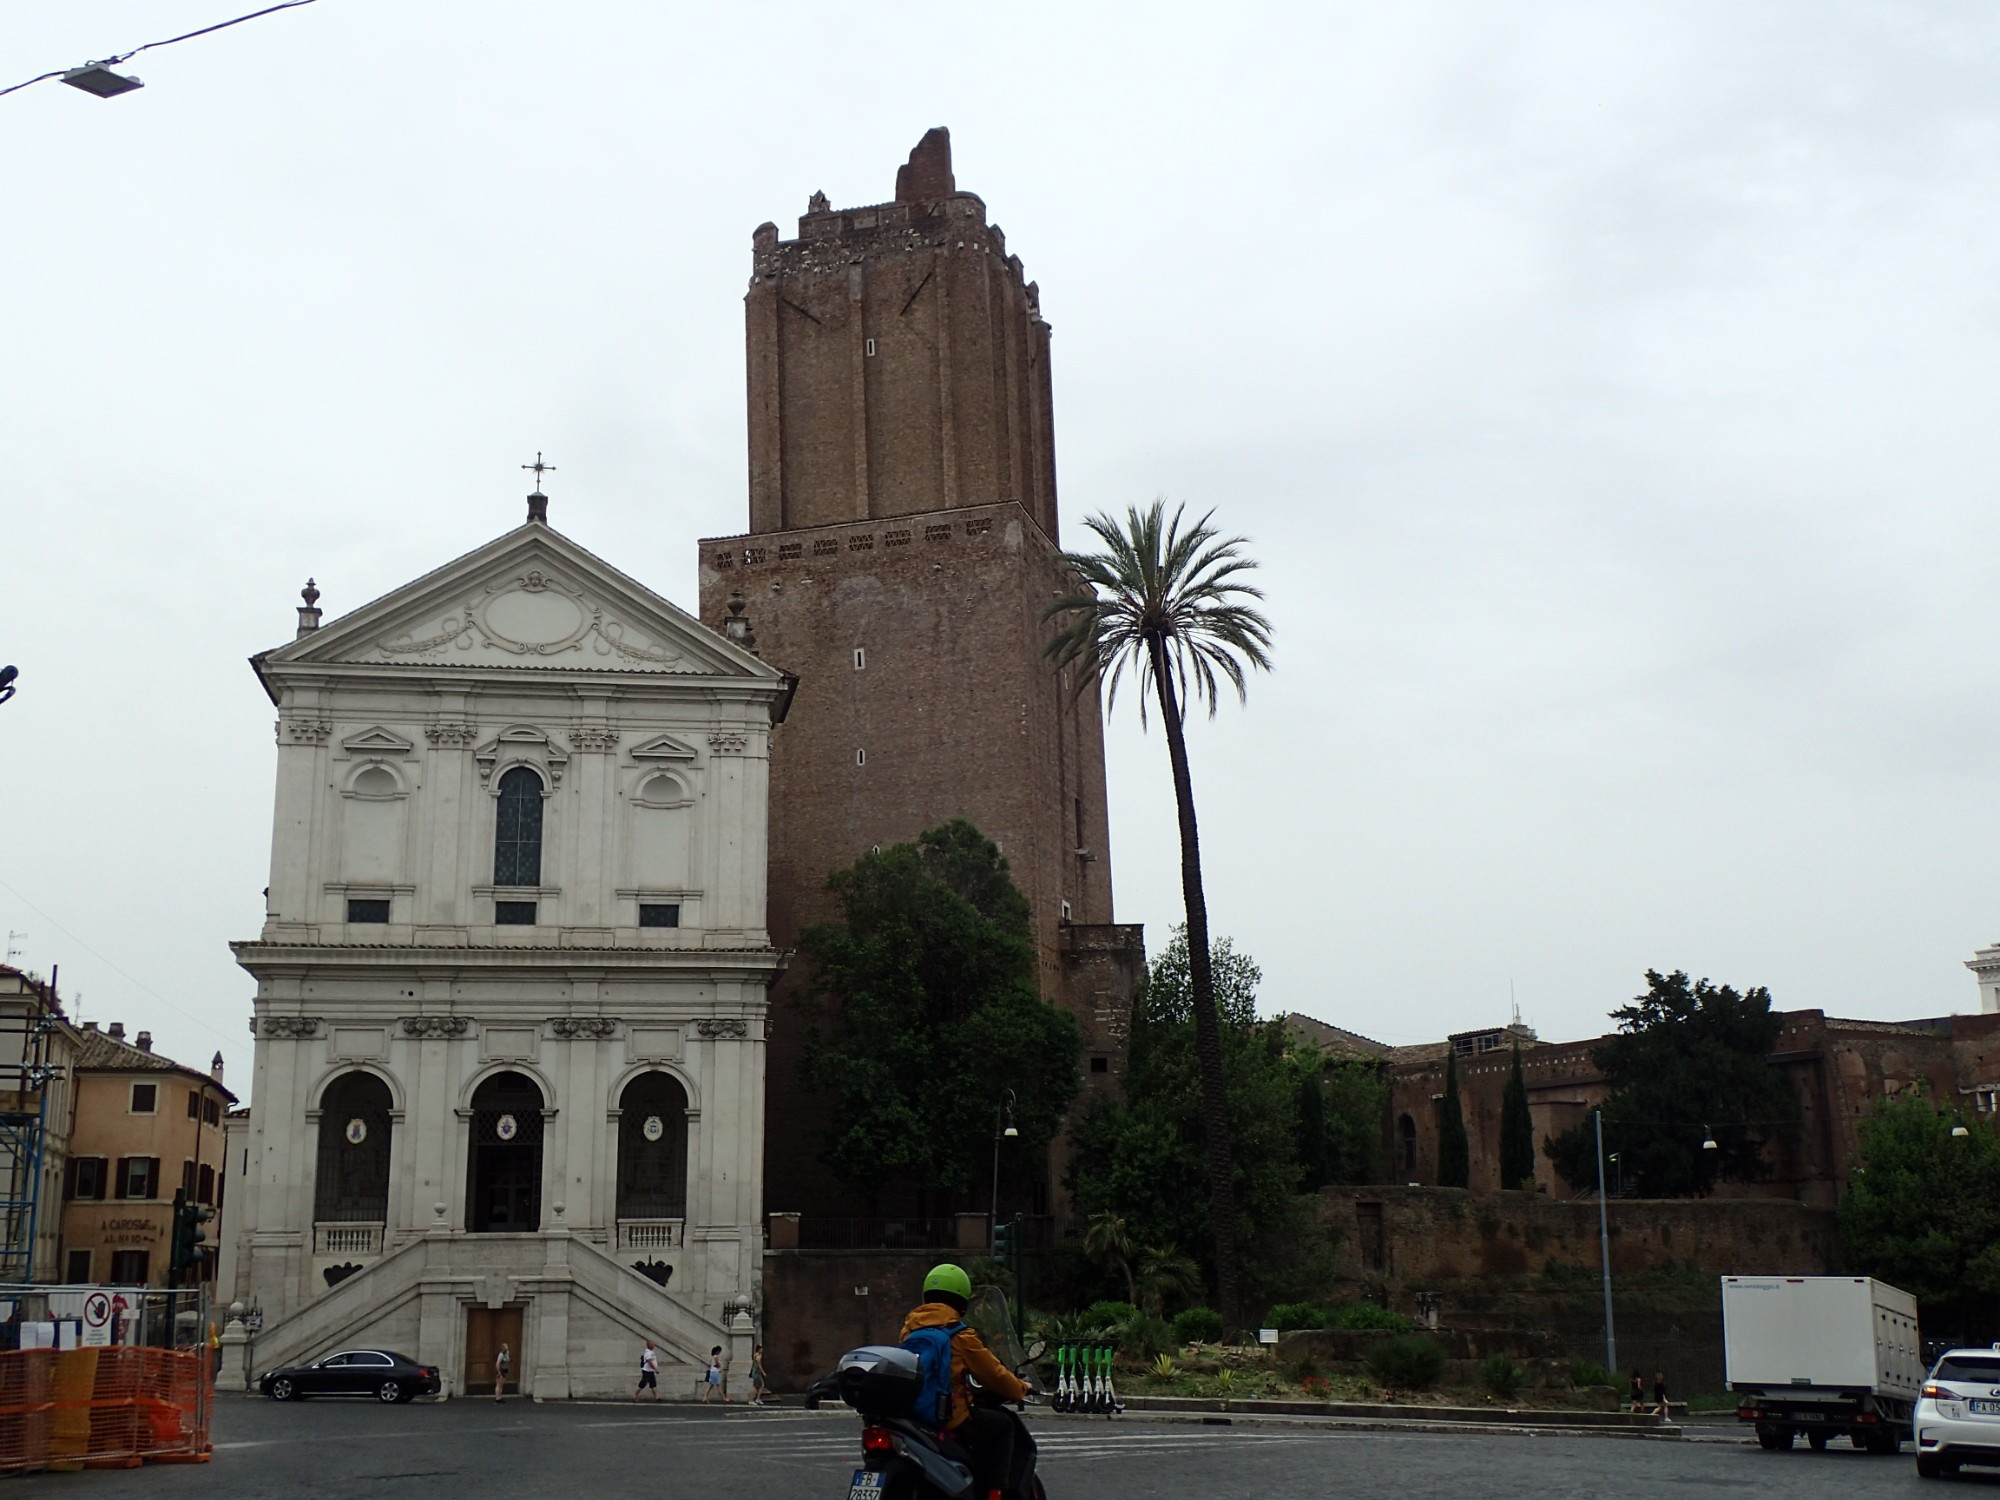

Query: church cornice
left=232, top=940, right=786, bottom=981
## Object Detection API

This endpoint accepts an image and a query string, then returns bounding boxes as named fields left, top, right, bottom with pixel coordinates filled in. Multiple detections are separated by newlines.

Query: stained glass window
left=494, top=766, right=544, bottom=887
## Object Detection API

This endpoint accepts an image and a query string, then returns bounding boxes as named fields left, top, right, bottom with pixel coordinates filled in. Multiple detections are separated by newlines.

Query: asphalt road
left=13, top=1396, right=1992, bottom=1499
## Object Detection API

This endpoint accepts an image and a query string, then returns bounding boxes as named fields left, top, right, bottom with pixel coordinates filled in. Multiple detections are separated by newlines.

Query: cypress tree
left=1437, top=1050, right=1471, bottom=1188
left=1499, top=1041, right=1537, bottom=1190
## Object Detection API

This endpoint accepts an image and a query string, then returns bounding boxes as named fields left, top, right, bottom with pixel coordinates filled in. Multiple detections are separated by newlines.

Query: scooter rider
left=901, top=1263, right=1029, bottom=1499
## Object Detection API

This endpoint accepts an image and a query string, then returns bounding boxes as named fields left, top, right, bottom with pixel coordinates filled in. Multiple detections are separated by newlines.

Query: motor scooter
left=836, top=1286, right=1047, bottom=1500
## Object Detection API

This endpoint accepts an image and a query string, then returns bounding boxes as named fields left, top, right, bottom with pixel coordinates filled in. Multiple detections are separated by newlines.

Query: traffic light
left=992, top=1216, right=1017, bottom=1262
left=168, top=1191, right=215, bottom=1288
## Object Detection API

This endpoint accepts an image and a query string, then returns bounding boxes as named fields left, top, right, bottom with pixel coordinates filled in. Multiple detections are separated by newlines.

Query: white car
left=1915, top=1347, right=2000, bottom=1478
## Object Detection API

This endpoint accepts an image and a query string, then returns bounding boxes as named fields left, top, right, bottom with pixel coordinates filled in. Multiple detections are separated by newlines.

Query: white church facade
left=218, top=499, right=792, bottom=1397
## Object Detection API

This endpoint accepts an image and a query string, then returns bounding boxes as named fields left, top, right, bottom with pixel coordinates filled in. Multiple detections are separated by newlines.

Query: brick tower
left=698, top=129, right=1143, bottom=1221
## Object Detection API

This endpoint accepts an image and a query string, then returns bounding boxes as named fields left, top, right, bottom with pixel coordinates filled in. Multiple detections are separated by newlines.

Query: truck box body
left=1723, top=1276, right=1921, bottom=1401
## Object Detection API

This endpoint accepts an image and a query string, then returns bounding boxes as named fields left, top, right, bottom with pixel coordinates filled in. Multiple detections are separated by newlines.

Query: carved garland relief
left=376, top=569, right=686, bottom=668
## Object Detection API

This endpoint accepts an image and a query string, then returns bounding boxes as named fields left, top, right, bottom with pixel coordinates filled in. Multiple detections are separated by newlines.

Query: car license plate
left=848, top=1470, right=884, bottom=1499
left=1970, top=1399, right=2000, bottom=1415
left=1794, top=1411, right=1823, bottom=1422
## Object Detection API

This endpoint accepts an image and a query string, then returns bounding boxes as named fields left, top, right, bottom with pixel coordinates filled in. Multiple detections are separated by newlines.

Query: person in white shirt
left=635, top=1340, right=661, bottom=1401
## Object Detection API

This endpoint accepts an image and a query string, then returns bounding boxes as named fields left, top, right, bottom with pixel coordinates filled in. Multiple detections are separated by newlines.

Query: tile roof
left=72, top=1030, right=238, bottom=1102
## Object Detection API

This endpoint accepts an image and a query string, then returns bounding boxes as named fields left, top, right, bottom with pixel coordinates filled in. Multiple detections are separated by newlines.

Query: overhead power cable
left=1, top=0, right=319, bottom=100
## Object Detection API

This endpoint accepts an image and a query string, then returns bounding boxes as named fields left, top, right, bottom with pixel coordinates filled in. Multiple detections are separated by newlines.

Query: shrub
left=1568, top=1358, right=1617, bottom=1390
left=1120, top=1313, right=1175, bottom=1359
left=1365, top=1336, right=1446, bottom=1390
left=1331, top=1302, right=1411, bottom=1333
left=1173, top=1306, right=1223, bottom=1345
left=1265, top=1301, right=1326, bottom=1331
left=1151, top=1354, right=1176, bottom=1378
left=1281, top=1353, right=1323, bottom=1384
left=1480, top=1355, right=1525, bottom=1400
left=1084, top=1300, right=1137, bottom=1330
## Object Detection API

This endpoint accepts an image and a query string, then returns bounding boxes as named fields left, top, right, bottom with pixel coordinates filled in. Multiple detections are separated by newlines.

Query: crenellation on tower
left=744, top=126, right=1059, bottom=539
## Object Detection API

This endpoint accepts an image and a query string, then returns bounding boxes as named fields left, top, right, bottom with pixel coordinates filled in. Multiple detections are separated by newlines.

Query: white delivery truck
left=1723, top=1275, right=1922, bottom=1453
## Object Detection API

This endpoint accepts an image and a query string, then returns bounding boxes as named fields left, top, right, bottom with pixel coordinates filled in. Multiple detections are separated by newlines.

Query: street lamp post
left=990, top=1089, right=1018, bottom=1248
left=1595, top=1109, right=1617, bottom=1373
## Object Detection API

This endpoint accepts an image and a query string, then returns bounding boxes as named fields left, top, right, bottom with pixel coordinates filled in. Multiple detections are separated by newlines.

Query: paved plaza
left=11, top=1395, right=1984, bottom=1499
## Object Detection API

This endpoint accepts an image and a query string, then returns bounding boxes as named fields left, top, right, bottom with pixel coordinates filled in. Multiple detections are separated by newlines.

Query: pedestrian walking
left=701, top=1345, right=727, bottom=1404
left=1653, top=1370, right=1670, bottom=1420
left=635, top=1339, right=660, bottom=1401
left=749, top=1343, right=768, bottom=1407
left=1628, top=1368, right=1645, bottom=1414
left=494, top=1342, right=511, bottom=1403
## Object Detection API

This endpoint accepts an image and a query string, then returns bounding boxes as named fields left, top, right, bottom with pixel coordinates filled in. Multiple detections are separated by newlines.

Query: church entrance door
left=463, top=1305, right=524, bottom=1395
left=466, top=1071, right=545, bottom=1232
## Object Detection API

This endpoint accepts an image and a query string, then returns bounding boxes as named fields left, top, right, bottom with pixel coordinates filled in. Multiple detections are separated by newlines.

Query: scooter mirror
left=1024, top=1339, right=1048, bottom=1362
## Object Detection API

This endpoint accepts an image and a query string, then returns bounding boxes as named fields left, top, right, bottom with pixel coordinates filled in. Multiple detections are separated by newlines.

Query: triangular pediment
left=262, top=524, right=778, bottom=682
left=629, top=732, right=700, bottom=761
left=342, top=726, right=415, bottom=754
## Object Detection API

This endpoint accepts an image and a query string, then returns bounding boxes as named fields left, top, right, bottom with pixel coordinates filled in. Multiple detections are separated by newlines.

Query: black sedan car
left=259, top=1348, right=441, bottom=1403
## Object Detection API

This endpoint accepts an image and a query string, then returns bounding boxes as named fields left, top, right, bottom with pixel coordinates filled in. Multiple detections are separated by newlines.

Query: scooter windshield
left=963, top=1285, right=1027, bottom=1370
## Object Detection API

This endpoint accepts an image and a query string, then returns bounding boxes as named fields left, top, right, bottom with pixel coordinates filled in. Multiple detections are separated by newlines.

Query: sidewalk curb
left=1040, top=1409, right=1683, bottom=1441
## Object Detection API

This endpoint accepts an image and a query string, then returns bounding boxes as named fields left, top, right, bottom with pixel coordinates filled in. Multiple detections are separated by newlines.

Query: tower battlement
left=744, top=127, right=1058, bottom=538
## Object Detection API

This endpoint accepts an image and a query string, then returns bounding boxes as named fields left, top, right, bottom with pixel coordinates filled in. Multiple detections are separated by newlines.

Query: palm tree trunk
left=1147, top=634, right=1243, bottom=1334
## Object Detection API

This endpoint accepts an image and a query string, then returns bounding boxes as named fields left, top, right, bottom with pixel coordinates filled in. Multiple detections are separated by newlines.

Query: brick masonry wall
left=761, top=1250, right=940, bottom=1391
left=698, top=503, right=1127, bottom=1218
left=1320, top=1185, right=1838, bottom=1285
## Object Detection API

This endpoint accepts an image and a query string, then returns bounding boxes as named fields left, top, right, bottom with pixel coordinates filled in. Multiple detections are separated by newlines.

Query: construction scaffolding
left=1, top=967, right=64, bottom=1284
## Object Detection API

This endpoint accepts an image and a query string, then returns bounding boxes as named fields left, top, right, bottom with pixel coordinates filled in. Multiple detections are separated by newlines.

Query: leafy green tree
left=1293, top=1049, right=1386, bottom=1190
left=1067, top=929, right=1324, bottom=1320
left=1044, top=500, right=1274, bottom=1330
left=798, top=820, right=1081, bottom=1205
left=1135, top=1244, right=1204, bottom=1318
left=1842, top=1091, right=2000, bottom=1333
left=1544, top=970, right=1794, bottom=1197
left=1084, top=1212, right=1137, bottom=1305
left=1499, top=1042, right=1536, bottom=1190
left=1436, top=1051, right=1470, bottom=1188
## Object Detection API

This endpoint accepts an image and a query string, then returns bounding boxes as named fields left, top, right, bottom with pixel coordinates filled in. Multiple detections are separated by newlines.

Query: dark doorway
left=616, top=1072, right=690, bottom=1220
left=464, top=1305, right=525, bottom=1394
left=467, top=1071, right=544, bottom=1232
left=315, top=1072, right=393, bottom=1223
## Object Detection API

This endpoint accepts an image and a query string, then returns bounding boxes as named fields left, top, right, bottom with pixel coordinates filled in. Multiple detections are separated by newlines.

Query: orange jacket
left=899, top=1302, right=1028, bottom=1430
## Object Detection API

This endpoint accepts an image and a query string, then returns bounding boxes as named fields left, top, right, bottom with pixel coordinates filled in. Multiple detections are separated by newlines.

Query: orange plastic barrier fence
left=0, top=1345, right=212, bottom=1473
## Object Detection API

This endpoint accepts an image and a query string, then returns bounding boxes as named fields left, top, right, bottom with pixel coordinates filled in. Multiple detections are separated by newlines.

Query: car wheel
left=1808, top=1431, right=1830, bottom=1450
left=1758, top=1427, right=1793, bottom=1450
left=269, top=1377, right=296, bottom=1402
left=1917, top=1454, right=1942, bottom=1479
left=377, top=1380, right=403, bottom=1404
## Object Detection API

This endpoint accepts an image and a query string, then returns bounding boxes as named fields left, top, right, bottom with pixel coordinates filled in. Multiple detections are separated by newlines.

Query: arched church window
left=494, top=766, right=544, bottom=887
left=617, top=1072, right=689, bottom=1221
left=315, top=1073, right=393, bottom=1224
left=1398, top=1113, right=1418, bottom=1174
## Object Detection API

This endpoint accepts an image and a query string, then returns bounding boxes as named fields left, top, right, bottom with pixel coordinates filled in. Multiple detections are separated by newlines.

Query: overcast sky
left=5, top=1, right=1997, bottom=1092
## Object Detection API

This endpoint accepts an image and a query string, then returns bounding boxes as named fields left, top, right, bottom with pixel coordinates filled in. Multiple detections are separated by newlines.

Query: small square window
left=204, top=1097, right=221, bottom=1127
left=110, top=1249, right=149, bottom=1285
left=130, top=1083, right=157, bottom=1115
left=187, top=1091, right=201, bottom=1119
left=639, top=903, right=681, bottom=928
left=347, top=898, right=391, bottom=923
left=65, top=1248, right=92, bottom=1283
left=1090, top=1055, right=1110, bottom=1074
left=69, top=1157, right=106, bottom=1200
left=495, top=900, right=537, bottom=926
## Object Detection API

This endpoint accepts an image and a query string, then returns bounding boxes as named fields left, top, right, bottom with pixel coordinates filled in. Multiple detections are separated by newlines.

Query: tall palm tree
left=1045, top=500, right=1274, bottom=1333
left=1082, top=1211, right=1137, bottom=1306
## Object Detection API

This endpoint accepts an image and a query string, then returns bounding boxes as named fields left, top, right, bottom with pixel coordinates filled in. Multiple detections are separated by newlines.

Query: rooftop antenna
left=1510, top=979, right=1520, bottom=1029
left=5, top=931, right=24, bottom=964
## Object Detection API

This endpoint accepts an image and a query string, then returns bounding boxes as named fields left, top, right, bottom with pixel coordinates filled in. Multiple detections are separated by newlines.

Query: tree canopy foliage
left=1842, top=1091, right=2000, bottom=1335
left=798, top=820, right=1081, bottom=1204
left=1067, top=929, right=1342, bottom=1317
left=1544, top=969, right=1793, bottom=1197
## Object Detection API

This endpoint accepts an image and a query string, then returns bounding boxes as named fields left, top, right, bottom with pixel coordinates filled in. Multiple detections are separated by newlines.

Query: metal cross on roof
left=521, top=452, right=556, bottom=491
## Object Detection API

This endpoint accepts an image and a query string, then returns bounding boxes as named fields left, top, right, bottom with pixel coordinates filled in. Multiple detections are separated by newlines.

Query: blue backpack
left=899, top=1322, right=964, bottom=1427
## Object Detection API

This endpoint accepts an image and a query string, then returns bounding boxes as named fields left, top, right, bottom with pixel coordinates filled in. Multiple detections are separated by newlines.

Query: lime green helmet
left=923, top=1263, right=972, bottom=1301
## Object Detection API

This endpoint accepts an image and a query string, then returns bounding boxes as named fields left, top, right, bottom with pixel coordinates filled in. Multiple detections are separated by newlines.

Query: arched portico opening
left=617, top=1071, right=690, bottom=1222
left=467, top=1070, right=545, bottom=1232
left=315, top=1072, right=393, bottom=1230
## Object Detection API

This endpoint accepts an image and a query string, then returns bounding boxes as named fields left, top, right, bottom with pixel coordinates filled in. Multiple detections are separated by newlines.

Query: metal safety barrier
left=0, top=1285, right=212, bottom=1474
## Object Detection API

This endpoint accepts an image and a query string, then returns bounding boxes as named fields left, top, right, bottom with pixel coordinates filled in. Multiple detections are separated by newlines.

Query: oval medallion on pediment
left=481, top=586, right=589, bottom=652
